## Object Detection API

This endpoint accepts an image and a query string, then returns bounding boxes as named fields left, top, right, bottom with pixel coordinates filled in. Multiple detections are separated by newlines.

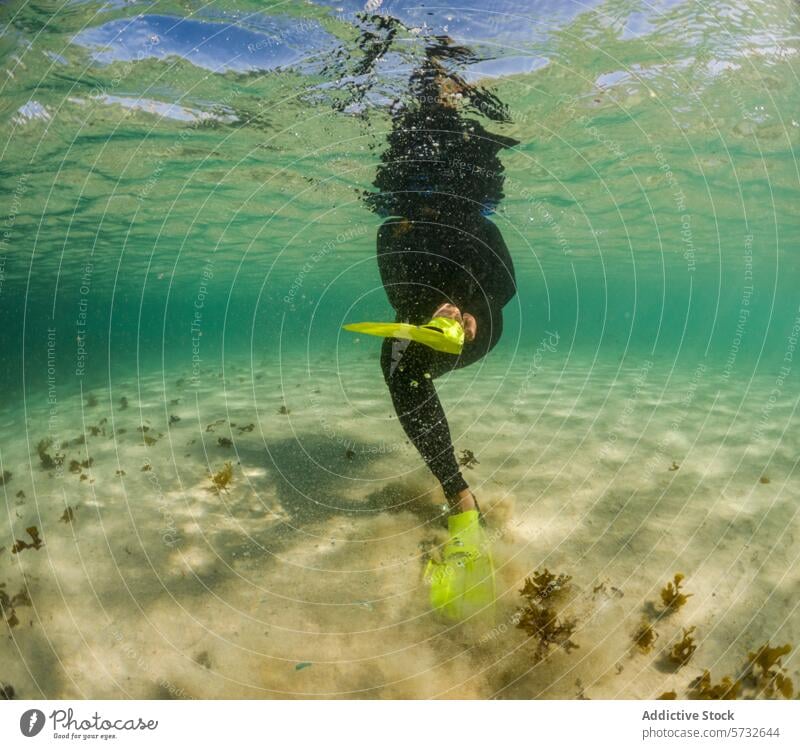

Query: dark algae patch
left=1, top=583, right=32, bottom=629
left=517, top=568, right=578, bottom=662
left=11, top=526, right=43, bottom=554
left=660, top=573, right=692, bottom=614
left=36, top=438, right=63, bottom=470
left=634, top=619, right=659, bottom=654
left=210, top=462, right=233, bottom=493
left=667, top=627, right=697, bottom=667
left=458, top=449, right=479, bottom=469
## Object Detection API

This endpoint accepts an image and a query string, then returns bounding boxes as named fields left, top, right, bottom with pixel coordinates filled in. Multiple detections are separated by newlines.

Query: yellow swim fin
left=343, top=315, right=464, bottom=355
left=424, top=509, right=495, bottom=621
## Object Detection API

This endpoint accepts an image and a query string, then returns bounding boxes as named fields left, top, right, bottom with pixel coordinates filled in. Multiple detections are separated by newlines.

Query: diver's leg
left=380, top=339, right=470, bottom=506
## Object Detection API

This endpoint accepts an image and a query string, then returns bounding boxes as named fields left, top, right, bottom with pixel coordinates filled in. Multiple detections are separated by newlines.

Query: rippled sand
left=1, top=351, right=797, bottom=698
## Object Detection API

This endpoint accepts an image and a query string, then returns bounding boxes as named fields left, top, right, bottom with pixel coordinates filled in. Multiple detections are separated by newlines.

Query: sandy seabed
left=1, top=350, right=797, bottom=699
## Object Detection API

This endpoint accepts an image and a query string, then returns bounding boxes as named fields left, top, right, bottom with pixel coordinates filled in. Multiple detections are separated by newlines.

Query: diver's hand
left=433, top=303, right=477, bottom=343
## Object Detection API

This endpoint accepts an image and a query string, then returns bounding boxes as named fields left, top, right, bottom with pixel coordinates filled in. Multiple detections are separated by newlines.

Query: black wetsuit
left=377, top=214, right=516, bottom=501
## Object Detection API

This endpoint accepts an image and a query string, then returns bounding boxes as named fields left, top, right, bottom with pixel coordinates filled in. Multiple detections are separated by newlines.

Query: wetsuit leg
left=380, top=321, right=498, bottom=503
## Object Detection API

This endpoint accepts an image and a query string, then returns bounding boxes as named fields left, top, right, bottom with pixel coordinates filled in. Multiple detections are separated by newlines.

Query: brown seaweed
left=116, top=469, right=126, bottom=476
left=633, top=619, right=658, bottom=653
left=15, top=490, right=25, bottom=499
left=210, top=462, right=233, bottom=492
left=517, top=603, right=579, bottom=662
left=689, top=670, right=740, bottom=700
left=759, top=475, right=770, bottom=484
left=86, top=393, right=98, bottom=407
left=141, top=463, right=152, bottom=472
left=238, top=423, right=255, bottom=433
left=60, top=507, right=75, bottom=524
left=143, top=435, right=158, bottom=446
left=660, top=573, right=692, bottom=613
left=170, top=415, right=181, bottom=424
left=11, top=527, right=43, bottom=554
left=668, top=626, right=697, bottom=666
left=205, top=419, right=225, bottom=432
left=520, top=569, right=572, bottom=602
left=745, top=643, right=794, bottom=699
left=0, top=470, right=11, bottom=486
left=69, top=458, right=93, bottom=474
left=278, top=406, right=290, bottom=415
left=0, top=684, right=14, bottom=699
left=458, top=449, right=479, bottom=469
left=120, top=396, right=129, bottom=410
left=668, top=461, right=679, bottom=471
left=218, top=437, right=233, bottom=448
left=657, top=690, right=677, bottom=699
left=1, top=583, right=32, bottom=629
left=36, top=438, right=63, bottom=470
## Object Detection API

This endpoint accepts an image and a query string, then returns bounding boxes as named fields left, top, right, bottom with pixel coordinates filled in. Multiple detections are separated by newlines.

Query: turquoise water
left=0, top=0, right=799, bottom=699
left=2, top=0, right=799, bottom=390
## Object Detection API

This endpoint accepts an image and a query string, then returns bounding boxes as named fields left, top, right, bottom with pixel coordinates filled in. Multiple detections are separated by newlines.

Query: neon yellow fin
left=343, top=315, right=464, bottom=355
left=424, top=510, right=495, bottom=621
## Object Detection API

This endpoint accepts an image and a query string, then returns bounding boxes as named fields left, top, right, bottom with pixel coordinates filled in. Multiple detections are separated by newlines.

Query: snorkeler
left=344, top=34, right=517, bottom=620
left=357, top=46, right=518, bottom=516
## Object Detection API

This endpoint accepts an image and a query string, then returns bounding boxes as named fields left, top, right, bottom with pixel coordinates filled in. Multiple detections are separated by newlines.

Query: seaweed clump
left=218, top=437, right=233, bottom=448
left=634, top=619, right=659, bottom=653
left=520, top=569, right=572, bottom=603
left=678, top=642, right=794, bottom=700
left=660, top=573, right=692, bottom=614
left=517, top=568, right=578, bottom=662
left=68, top=458, right=93, bottom=474
left=688, top=670, right=741, bottom=700
left=36, top=438, right=63, bottom=470
left=744, top=643, right=794, bottom=699
left=517, top=603, right=579, bottom=663
left=0, top=470, right=11, bottom=486
left=11, top=527, right=43, bottom=554
left=1, top=583, right=31, bottom=629
left=668, top=627, right=697, bottom=667
left=458, top=449, right=479, bottom=469
left=210, top=462, right=233, bottom=493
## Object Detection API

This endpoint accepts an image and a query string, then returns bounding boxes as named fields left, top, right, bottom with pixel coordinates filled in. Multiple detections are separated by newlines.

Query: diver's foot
left=454, top=488, right=477, bottom=512
left=432, top=303, right=476, bottom=342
